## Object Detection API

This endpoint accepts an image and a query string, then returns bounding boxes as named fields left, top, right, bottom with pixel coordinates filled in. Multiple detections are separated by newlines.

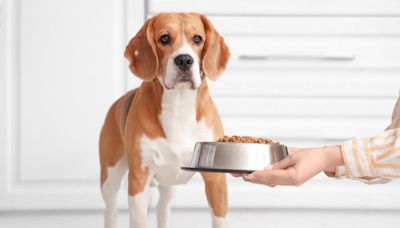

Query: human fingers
left=242, top=173, right=274, bottom=185
left=270, top=154, right=296, bottom=170
left=245, top=167, right=300, bottom=186
left=242, top=174, right=276, bottom=187
left=230, top=173, right=242, bottom=177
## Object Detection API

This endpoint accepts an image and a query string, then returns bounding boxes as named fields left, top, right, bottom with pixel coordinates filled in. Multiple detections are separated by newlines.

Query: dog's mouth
left=165, top=71, right=196, bottom=90
left=177, top=70, right=193, bottom=82
left=177, top=74, right=192, bottom=83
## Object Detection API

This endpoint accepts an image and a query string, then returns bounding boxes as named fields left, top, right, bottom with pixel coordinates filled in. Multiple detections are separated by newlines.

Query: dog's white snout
left=164, top=42, right=201, bottom=89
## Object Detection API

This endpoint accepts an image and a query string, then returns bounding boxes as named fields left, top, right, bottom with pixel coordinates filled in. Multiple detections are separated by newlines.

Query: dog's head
left=125, top=13, right=230, bottom=89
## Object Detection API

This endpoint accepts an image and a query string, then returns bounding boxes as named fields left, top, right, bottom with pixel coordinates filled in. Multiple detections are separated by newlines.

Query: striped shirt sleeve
left=334, top=128, right=400, bottom=184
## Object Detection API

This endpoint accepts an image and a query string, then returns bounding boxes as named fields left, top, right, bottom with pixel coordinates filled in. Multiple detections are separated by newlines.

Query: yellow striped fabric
left=332, top=94, right=400, bottom=184
left=337, top=128, right=400, bottom=184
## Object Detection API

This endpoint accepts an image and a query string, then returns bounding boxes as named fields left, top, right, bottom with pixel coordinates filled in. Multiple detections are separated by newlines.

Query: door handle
left=238, top=53, right=356, bottom=61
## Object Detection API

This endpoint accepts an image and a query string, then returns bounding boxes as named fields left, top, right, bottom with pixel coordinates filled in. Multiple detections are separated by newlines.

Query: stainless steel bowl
left=181, top=142, right=288, bottom=173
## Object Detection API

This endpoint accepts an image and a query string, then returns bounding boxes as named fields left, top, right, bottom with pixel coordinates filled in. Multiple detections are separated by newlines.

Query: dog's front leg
left=156, top=185, right=173, bottom=228
left=127, top=167, right=151, bottom=228
left=201, top=172, right=228, bottom=228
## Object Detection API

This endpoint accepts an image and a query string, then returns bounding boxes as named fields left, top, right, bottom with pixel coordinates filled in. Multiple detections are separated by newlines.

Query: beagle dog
left=99, top=13, right=230, bottom=228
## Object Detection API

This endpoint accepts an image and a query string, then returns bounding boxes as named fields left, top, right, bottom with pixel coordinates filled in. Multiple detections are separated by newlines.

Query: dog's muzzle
left=174, top=54, right=195, bottom=85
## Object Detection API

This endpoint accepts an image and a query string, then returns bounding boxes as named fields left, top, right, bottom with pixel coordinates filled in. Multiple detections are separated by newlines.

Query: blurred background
left=1, top=0, right=400, bottom=227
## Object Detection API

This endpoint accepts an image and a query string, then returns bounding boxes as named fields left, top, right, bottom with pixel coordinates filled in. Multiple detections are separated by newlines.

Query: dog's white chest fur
left=140, top=83, right=214, bottom=185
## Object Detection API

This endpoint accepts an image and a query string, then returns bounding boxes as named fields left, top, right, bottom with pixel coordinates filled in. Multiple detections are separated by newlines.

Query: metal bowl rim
left=195, top=141, right=281, bottom=146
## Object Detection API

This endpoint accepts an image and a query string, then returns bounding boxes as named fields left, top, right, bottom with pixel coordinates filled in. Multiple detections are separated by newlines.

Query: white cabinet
left=147, top=0, right=400, bottom=146
left=149, top=0, right=400, bottom=210
left=0, top=0, right=145, bottom=210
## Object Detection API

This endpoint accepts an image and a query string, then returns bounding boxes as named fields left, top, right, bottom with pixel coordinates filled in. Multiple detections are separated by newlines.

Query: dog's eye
left=159, top=34, right=170, bottom=45
left=192, top=35, right=203, bottom=45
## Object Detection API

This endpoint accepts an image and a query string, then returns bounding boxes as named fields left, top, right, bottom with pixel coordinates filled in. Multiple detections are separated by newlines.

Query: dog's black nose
left=174, top=54, right=193, bottom=71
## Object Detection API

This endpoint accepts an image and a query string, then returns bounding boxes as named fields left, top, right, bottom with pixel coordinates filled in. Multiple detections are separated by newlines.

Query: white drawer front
left=225, top=36, right=400, bottom=69
left=221, top=116, right=391, bottom=143
left=209, top=70, right=400, bottom=98
left=149, top=0, right=400, bottom=16
left=208, top=16, right=400, bottom=36
left=214, top=97, right=394, bottom=118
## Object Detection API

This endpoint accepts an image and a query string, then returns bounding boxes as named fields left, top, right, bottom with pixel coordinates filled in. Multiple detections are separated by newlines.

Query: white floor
left=0, top=209, right=399, bottom=228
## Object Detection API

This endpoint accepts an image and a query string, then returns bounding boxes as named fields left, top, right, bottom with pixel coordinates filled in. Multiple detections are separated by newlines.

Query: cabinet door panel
left=18, top=0, right=115, bottom=181
left=0, top=0, right=139, bottom=209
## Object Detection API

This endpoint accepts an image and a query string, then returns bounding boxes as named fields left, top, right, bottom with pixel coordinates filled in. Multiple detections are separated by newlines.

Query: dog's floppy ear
left=201, top=15, right=230, bottom=81
left=124, top=18, right=159, bottom=81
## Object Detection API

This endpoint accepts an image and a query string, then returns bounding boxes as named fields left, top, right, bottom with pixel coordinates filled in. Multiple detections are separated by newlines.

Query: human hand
left=231, top=146, right=343, bottom=187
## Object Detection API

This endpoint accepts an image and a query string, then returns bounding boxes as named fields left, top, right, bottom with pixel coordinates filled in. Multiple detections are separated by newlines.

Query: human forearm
left=287, top=146, right=343, bottom=173
left=314, top=145, right=343, bottom=172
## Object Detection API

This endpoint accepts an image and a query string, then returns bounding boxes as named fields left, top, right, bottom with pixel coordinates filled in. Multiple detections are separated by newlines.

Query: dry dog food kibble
left=218, top=135, right=276, bottom=144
